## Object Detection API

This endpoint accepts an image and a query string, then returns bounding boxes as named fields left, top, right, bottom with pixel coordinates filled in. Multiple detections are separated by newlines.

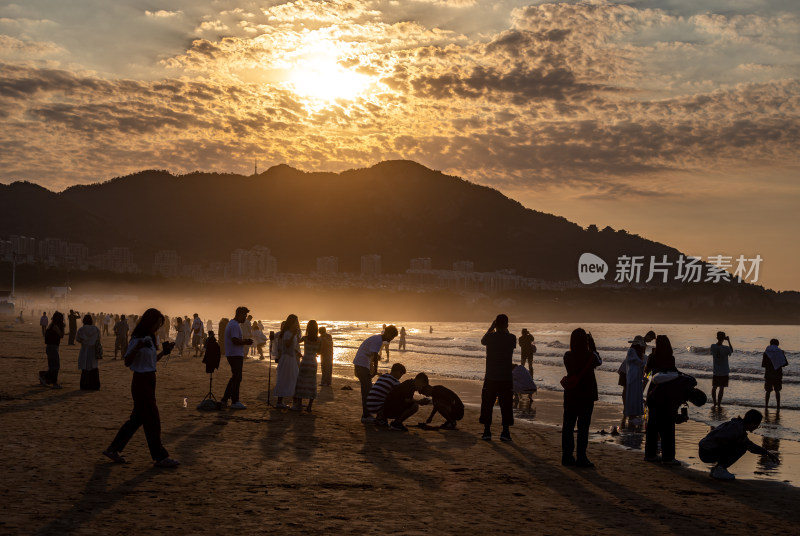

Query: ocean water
left=242, top=320, right=799, bottom=440
left=195, top=319, right=798, bottom=483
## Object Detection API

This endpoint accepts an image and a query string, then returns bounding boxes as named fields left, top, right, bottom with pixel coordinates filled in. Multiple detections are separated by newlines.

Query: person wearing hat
left=623, top=335, right=647, bottom=426
left=220, top=306, right=254, bottom=409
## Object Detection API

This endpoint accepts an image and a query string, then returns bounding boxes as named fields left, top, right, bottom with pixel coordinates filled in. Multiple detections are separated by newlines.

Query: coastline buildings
left=316, top=256, right=339, bottom=274
left=360, top=254, right=381, bottom=277
left=1, top=235, right=578, bottom=292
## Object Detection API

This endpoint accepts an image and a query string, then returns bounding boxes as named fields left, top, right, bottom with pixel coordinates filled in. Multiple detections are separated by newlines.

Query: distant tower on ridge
left=254, top=158, right=258, bottom=175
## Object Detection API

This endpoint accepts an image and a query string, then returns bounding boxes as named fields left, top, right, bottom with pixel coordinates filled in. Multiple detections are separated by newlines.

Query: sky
left=1, top=0, right=798, bottom=290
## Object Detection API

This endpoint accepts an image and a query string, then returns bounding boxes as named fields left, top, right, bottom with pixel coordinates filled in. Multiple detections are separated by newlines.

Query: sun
left=286, top=53, right=372, bottom=103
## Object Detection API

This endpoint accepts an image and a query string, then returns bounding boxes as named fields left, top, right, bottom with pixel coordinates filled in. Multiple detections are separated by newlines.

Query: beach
left=2, top=320, right=800, bottom=535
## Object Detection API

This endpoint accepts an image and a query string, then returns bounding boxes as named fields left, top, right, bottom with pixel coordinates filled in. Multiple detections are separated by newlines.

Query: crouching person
left=383, top=372, right=430, bottom=432
left=423, top=384, right=465, bottom=429
left=366, top=363, right=406, bottom=426
left=699, top=409, right=779, bottom=480
left=512, top=364, right=537, bottom=407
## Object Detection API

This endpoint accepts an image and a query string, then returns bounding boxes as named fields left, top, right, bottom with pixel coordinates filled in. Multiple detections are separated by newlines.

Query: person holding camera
left=711, top=331, right=733, bottom=407
left=221, top=306, right=254, bottom=410
left=479, top=314, right=517, bottom=442
left=561, top=328, right=602, bottom=467
left=103, top=308, right=179, bottom=467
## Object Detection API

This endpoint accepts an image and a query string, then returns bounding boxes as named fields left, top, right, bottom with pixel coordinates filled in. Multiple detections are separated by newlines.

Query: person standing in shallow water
left=518, top=328, right=535, bottom=377
left=561, top=328, right=602, bottom=468
left=319, top=327, right=334, bottom=386
left=711, top=331, right=733, bottom=407
left=103, top=308, right=179, bottom=467
left=762, top=339, right=788, bottom=412
left=479, top=314, right=516, bottom=442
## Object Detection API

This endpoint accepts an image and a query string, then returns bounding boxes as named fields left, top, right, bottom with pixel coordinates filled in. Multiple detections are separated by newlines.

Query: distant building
left=410, top=257, right=432, bottom=270
left=453, top=260, right=474, bottom=272
left=38, top=237, right=68, bottom=266
left=91, top=247, right=137, bottom=273
left=181, top=264, right=203, bottom=279
left=316, top=256, right=339, bottom=274
left=360, top=254, right=382, bottom=277
left=231, top=245, right=277, bottom=279
left=8, top=235, right=36, bottom=263
left=65, top=243, right=89, bottom=270
left=153, top=250, right=181, bottom=277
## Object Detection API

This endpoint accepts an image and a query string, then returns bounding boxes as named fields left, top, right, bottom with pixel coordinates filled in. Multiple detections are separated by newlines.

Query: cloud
left=145, top=10, right=184, bottom=19
left=0, top=35, right=62, bottom=57
left=0, top=0, right=796, bottom=202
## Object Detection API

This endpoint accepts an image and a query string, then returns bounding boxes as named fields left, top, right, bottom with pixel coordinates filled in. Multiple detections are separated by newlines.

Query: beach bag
left=94, top=338, right=103, bottom=360
left=652, top=371, right=679, bottom=384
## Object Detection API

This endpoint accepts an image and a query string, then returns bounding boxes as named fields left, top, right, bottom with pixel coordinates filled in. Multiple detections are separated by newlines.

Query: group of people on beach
left=516, top=319, right=783, bottom=479
left=34, top=307, right=787, bottom=480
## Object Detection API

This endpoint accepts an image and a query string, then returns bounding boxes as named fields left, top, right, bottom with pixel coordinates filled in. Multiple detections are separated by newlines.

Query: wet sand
left=2, top=320, right=799, bottom=535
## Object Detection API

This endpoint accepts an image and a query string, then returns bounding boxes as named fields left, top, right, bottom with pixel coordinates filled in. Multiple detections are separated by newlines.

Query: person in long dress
left=274, top=314, right=301, bottom=409
left=77, top=314, right=102, bottom=390
left=294, top=320, right=321, bottom=412
left=623, top=336, right=646, bottom=426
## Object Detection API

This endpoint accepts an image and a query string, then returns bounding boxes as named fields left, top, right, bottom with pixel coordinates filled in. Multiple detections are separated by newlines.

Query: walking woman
left=76, top=314, right=102, bottom=390
left=274, top=314, right=301, bottom=409
left=294, top=320, right=321, bottom=412
left=103, top=308, right=179, bottom=467
left=39, top=311, right=65, bottom=389
left=561, top=328, right=602, bottom=467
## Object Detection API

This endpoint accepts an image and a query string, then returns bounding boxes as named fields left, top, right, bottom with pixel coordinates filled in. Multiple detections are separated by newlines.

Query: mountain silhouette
left=0, top=160, right=685, bottom=279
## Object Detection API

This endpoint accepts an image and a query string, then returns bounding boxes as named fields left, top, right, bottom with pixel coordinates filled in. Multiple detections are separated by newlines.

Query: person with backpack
left=644, top=335, right=707, bottom=465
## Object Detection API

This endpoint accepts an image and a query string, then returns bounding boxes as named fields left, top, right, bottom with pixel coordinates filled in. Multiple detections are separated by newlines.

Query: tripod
left=202, top=372, right=217, bottom=402
left=266, top=339, right=273, bottom=406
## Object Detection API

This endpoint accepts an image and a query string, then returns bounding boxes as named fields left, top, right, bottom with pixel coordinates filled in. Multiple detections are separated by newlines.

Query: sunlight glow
left=287, top=55, right=372, bottom=103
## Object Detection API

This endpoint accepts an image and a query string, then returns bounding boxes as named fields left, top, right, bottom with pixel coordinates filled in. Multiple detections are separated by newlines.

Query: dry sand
left=1, top=320, right=799, bottom=535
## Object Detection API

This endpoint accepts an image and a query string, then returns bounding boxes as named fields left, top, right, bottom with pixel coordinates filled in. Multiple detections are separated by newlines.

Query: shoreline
left=359, top=359, right=800, bottom=486
left=2, top=321, right=800, bottom=534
